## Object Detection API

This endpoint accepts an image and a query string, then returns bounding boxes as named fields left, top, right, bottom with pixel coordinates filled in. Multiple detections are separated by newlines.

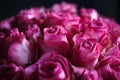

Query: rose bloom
left=14, top=7, right=46, bottom=32
left=25, top=51, right=73, bottom=80
left=85, top=19, right=109, bottom=41
left=96, top=56, right=120, bottom=80
left=70, top=33, right=103, bottom=69
left=0, top=28, right=35, bottom=66
left=37, top=25, right=71, bottom=58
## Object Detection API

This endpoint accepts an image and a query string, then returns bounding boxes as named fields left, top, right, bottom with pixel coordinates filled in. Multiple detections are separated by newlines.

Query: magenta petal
left=7, top=29, right=35, bottom=66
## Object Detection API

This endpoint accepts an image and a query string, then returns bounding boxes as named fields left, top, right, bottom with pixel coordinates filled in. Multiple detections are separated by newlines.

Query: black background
left=0, top=0, right=119, bottom=23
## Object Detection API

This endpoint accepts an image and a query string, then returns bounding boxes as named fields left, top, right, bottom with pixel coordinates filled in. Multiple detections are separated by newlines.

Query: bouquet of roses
left=0, top=2, right=120, bottom=80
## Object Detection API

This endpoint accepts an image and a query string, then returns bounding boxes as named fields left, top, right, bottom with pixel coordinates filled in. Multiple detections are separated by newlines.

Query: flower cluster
left=0, top=2, right=120, bottom=80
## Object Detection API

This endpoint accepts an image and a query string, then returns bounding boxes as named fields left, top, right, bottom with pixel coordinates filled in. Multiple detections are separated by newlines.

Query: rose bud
left=71, top=33, right=103, bottom=69
left=96, top=56, right=120, bottom=80
left=6, top=28, right=35, bottom=66
left=25, top=51, right=73, bottom=80
left=0, top=63, right=28, bottom=80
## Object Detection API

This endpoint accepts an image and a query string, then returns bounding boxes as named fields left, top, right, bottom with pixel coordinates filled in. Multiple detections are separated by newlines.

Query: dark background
left=0, top=0, right=120, bottom=23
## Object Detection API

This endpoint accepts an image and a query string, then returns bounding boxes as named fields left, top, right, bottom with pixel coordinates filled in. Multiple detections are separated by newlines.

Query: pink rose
left=85, top=19, right=109, bottom=41
left=25, top=51, right=73, bottom=80
left=97, top=56, right=120, bottom=80
left=3, top=29, right=35, bottom=66
left=71, top=33, right=103, bottom=68
left=37, top=25, right=71, bottom=58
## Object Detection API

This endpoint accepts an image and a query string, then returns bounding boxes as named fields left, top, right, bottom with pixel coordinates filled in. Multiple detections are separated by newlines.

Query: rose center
left=47, top=27, right=57, bottom=34
left=41, top=62, right=57, bottom=73
left=95, top=22, right=103, bottom=27
left=82, top=41, right=92, bottom=49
